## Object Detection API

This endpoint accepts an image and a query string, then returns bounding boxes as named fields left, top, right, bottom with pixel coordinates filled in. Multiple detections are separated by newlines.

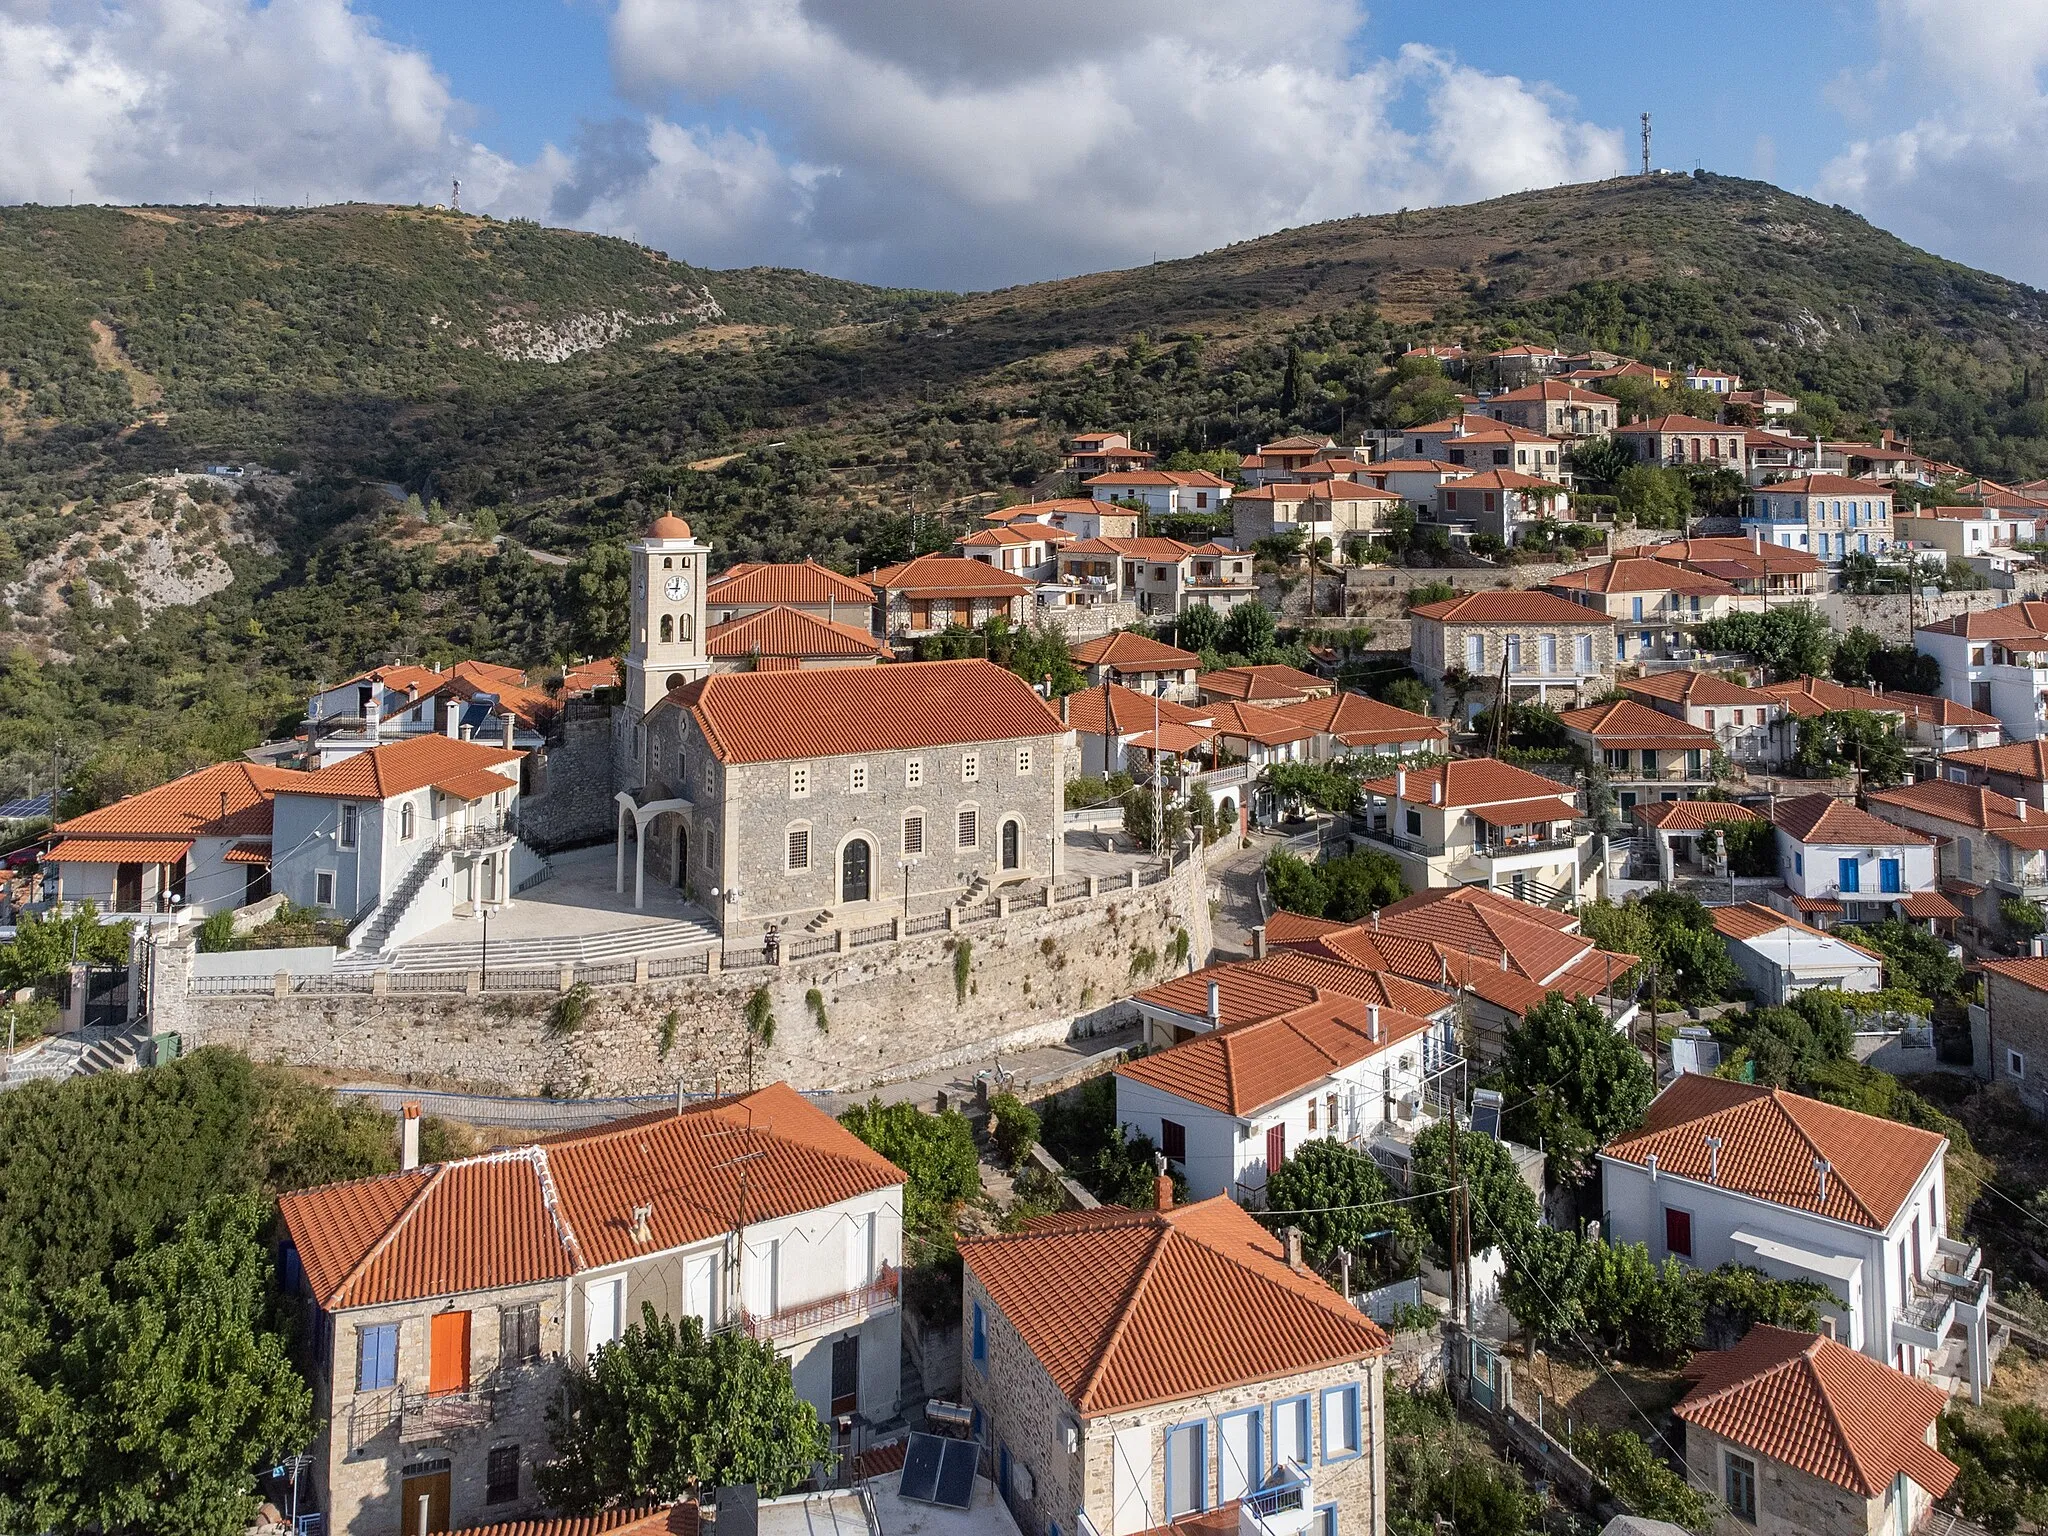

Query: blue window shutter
left=1839, top=858, right=1859, bottom=893
left=972, top=1302, right=987, bottom=1365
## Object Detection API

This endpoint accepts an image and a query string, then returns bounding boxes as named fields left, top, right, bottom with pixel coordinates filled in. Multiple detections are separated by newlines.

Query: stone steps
left=355, top=916, right=721, bottom=972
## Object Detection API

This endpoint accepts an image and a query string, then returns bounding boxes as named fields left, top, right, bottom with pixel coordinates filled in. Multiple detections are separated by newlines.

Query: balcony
left=1893, top=1286, right=1957, bottom=1353
left=440, top=820, right=516, bottom=853
left=1475, top=832, right=1579, bottom=858
left=1240, top=1468, right=1314, bottom=1536
left=740, top=1266, right=899, bottom=1343
left=400, top=1383, right=497, bottom=1443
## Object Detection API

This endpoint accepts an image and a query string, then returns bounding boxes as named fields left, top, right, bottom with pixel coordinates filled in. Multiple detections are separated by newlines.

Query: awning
left=433, top=769, right=517, bottom=802
left=1470, top=796, right=1579, bottom=827
left=1899, top=890, right=1963, bottom=920
left=48, top=838, right=192, bottom=864
left=223, top=841, right=273, bottom=866
left=1789, top=893, right=1844, bottom=915
left=1943, top=876, right=1987, bottom=899
left=1124, top=723, right=1215, bottom=755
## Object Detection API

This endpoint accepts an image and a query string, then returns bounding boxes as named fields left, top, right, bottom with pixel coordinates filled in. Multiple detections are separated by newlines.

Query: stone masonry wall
left=515, top=705, right=622, bottom=852
left=1818, top=589, right=2019, bottom=644
left=171, top=861, right=1210, bottom=1096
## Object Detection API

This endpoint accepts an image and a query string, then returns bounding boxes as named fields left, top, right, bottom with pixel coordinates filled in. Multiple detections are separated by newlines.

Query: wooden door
left=116, top=863, right=143, bottom=912
left=428, top=1311, right=470, bottom=1397
left=398, top=1471, right=450, bottom=1536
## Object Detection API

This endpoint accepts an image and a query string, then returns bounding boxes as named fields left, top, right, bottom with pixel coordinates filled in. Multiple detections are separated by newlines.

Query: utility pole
left=1641, top=113, right=1653, bottom=177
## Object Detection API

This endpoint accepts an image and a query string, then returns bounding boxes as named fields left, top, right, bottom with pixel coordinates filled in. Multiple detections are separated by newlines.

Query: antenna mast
left=1641, top=114, right=1652, bottom=176
left=451, top=178, right=461, bottom=213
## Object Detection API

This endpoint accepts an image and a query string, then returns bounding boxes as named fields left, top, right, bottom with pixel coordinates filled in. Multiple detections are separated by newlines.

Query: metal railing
left=787, top=933, right=838, bottom=962
left=440, top=822, right=516, bottom=852
left=400, top=1383, right=497, bottom=1442
left=648, top=952, right=711, bottom=978
left=739, top=1266, right=899, bottom=1343
left=849, top=921, right=894, bottom=948
left=904, top=910, right=949, bottom=936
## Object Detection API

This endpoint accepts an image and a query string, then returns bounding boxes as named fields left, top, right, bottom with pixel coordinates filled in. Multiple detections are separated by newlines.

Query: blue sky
left=4, top=0, right=2046, bottom=291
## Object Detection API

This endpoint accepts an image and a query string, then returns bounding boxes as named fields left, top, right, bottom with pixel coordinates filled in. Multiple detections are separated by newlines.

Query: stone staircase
left=954, top=873, right=991, bottom=908
left=372, top=914, right=721, bottom=972
left=802, top=909, right=834, bottom=934
left=3, top=1025, right=149, bottom=1090
left=343, top=850, right=447, bottom=962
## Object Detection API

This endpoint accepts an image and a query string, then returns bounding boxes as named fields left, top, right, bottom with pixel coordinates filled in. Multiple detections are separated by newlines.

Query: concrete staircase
left=344, top=850, right=447, bottom=961
left=372, top=914, right=721, bottom=972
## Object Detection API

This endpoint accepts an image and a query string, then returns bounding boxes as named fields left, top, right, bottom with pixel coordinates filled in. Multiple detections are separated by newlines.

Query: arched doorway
left=674, top=824, right=689, bottom=888
left=1001, top=819, right=1021, bottom=871
left=841, top=838, right=872, bottom=903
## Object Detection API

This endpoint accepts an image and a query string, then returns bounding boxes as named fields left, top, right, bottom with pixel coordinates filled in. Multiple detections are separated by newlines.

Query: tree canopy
left=837, top=1099, right=981, bottom=1252
left=1266, top=1139, right=1419, bottom=1277
left=1410, top=1122, right=1538, bottom=1261
left=1500, top=993, right=1655, bottom=1181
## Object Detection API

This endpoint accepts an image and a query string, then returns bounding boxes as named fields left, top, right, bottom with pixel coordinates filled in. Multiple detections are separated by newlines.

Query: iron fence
left=648, top=952, right=711, bottom=978
left=904, top=911, right=949, bottom=936
left=849, top=921, right=895, bottom=948
left=787, top=932, right=838, bottom=962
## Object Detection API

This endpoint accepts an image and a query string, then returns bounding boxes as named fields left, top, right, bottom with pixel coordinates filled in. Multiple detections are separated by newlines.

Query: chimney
left=1155, top=1174, right=1174, bottom=1212
left=366, top=704, right=381, bottom=744
left=1207, top=980, right=1221, bottom=1026
left=220, top=789, right=230, bottom=821
left=400, top=1103, right=421, bottom=1171
left=1395, top=768, right=1408, bottom=800
left=407, top=681, right=419, bottom=702
left=1705, top=1134, right=1722, bottom=1184
left=1752, top=528, right=1762, bottom=554
left=1499, top=949, right=1509, bottom=972
left=444, top=701, right=460, bottom=739
left=460, top=723, right=474, bottom=741
left=1646, top=1152, right=1658, bottom=1182
left=1284, top=1226, right=1305, bottom=1272
left=1815, top=1158, right=1831, bottom=1202
left=631, top=1202, right=654, bottom=1244
left=1367, top=1004, right=1380, bottom=1041
left=1430, top=781, right=1442, bottom=805
left=1251, top=926, right=1267, bottom=960
left=502, top=712, right=516, bottom=749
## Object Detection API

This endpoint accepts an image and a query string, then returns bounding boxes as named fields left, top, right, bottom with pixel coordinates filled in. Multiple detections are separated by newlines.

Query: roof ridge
left=1768, top=1091, right=1886, bottom=1226
left=331, top=1164, right=450, bottom=1307
left=1071, top=1217, right=1175, bottom=1411
left=528, top=1144, right=586, bottom=1272
left=1798, top=1341, right=1876, bottom=1495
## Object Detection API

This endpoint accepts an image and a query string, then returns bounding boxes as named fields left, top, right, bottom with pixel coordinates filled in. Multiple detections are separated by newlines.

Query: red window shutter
left=1664, top=1207, right=1693, bottom=1258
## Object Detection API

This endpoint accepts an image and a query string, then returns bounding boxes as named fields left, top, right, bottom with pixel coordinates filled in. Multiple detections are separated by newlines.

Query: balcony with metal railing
left=740, top=1265, right=900, bottom=1343
left=439, top=819, right=517, bottom=853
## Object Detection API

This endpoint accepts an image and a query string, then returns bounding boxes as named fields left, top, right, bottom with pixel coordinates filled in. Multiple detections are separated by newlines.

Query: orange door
left=428, top=1311, right=470, bottom=1396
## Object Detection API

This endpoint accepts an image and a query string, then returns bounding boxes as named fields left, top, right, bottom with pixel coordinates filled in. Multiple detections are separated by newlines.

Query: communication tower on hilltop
left=451, top=178, right=461, bottom=212
left=1641, top=114, right=1652, bottom=176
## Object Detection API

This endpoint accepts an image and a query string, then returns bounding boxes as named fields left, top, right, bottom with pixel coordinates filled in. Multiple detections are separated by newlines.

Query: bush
left=195, top=911, right=237, bottom=953
left=2004, top=898, right=2046, bottom=941
left=838, top=1100, right=981, bottom=1250
left=0, top=994, right=56, bottom=1047
left=1263, top=847, right=1407, bottom=922
left=987, top=1092, right=1040, bottom=1169
left=549, top=983, right=593, bottom=1035
left=1572, top=1427, right=1713, bottom=1530
left=1267, top=1140, right=1418, bottom=1276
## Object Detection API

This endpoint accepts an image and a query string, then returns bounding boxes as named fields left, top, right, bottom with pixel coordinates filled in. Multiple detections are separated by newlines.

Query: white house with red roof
left=1064, top=431, right=1157, bottom=477
left=1915, top=599, right=2048, bottom=742
left=1709, top=902, right=1885, bottom=1003
left=1115, top=993, right=1454, bottom=1205
left=1435, top=468, right=1571, bottom=543
left=984, top=496, right=1141, bottom=542
left=953, top=523, right=1073, bottom=581
left=1600, top=1075, right=1991, bottom=1399
left=1070, top=632, right=1202, bottom=699
left=1555, top=698, right=1717, bottom=813
left=1675, top=1326, right=1957, bottom=1536
left=1770, top=794, right=1938, bottom=927
left=1406, top=589, right=1616, bottom=717
left=1055, top=538, right=1257, bottom=619
left=1863, top=777, right=2048, bottom=932
left=1545, top=559, right=1748, bottom=663
left=959, top=1193, right=1387, bottom=1536
left=1619, top=671, right=1782, bottom=767
left=1238, top=434, right=1337, bottom=486
left=1265, top=692, right=1448, bottom=762
left=1354, top=758, right=1600, bottom=907
left=277, top=1082, right=906, bottom=1535
left=1083, top=469, right=1232, bottom=517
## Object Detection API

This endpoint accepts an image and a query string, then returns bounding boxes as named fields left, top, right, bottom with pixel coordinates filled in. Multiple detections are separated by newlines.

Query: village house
left=1547, top=560, right=1744, bottom=662
left=1397, top=414, right=1534, bottom=464
left=1064, top=431, right=1157, bottom=477
left=1724, top=386, right=1799, bottom=420
left=1128, top=952, right=1454, bottom=1051
left=1674, top=1326, right=1957, bottom=1536
left=1230, top=482, right=1404, bottom=555
left=1939, top=739, right=2048, bottom=807
left=1438, top=425, right=1567, bottom=486
left=628, top=659, right=1065, bottom=929
left=1915, top=600, right=2048, bottom=740
left=1238, top=434, right=1338, bottom=487
left=1199, top=701, right=1317, bottom=772
left=277, top=1083, right=907, bottom=1536
left=1743, top=476, right=1895, bottom=563
left=1353, top=458, right=1473, bottom=519
left=1555, top=698, right=1718, bottom=814
left=1055, top=538, right=1258, bottom=619
left=1709, top=902, right=1885, bottom=1004
left=1083, top=470, right=1233, bottom=517
left=1893, top=502, right=2043, bottom=568
left=1198, top=665, right=1333, bottom=707
left=958, top=1193, right=1388, bottom=1536
left=1615, top=415, right=1747, bottom=471
left=1752, top=678, right=1910, bottom=768
left=1770, top=795, right=1938, bottom=929
left=1647, top=536, right=1831, bottom=603
left=1482, top=380, right=1617, bottom=436
left=1352, top=757, right=1597, bottom=908
left=1486, top=343, right=1564, bottom=387
left=1632, top=798, right=1770, bottom=887
left=986, top=497, right=1142, bottom=542
left=1400, top=344, right=1466, bottom=373
left=304, top=660, right=550, bottom=765
left=954, top=524, right=1073, bottom=581
left=1266, top=692, right=1449, bottom=762
left=1061, top=683, right=1216, bottom=789
left=1977, top=957, right=2048, bottom=1119
left=705, top=560, right=876, bottom=627
left=704, top=606, right=891, bottom=672
left=1743, top=429, right=1827, bottom=484
left=1406, top=590, right=1615, bottom=718
left=1863, top=778, right=2048, bottom=933
left=44, top=759, right=300, bottom=916
left=1601, top=1074, right=1992, bottom=1400
left=867, top=555, right=1037, bottom=641
left=1684, top=366, right=1742, bottom=395
left=1115, top=993, right=1455, bottom=1205
left=1070, top=632, right=1202, bottom=699
left=1436, top=469, right=1571, bottom=543
left=1295, top=455, right=1378, bottom=484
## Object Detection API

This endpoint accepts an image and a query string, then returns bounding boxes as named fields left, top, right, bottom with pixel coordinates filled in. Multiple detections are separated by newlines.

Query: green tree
left=1173, top=605, right=1223, bottom=652
left=1794, top=709, right=1910, bottom=787
left=1563, top=435, right=1635, bottom=491
left=0, top=1195, right=312, bottom=1536
left=1219, top=600, right=1278, bottom=660
left=1264, top=850, right=1328, bottom=916
left=568, top=540, right=632, bottom=660
left=1501, top=993, right=1655, bottom=1180
left=1319, top=848, right=1407, bottom=921
left=837, top=1100, right=981, bottom=1250
left=539, top=1307, right=831, bottom=1512
left=1411, top=1122, right=1538, bottom=1260
left=1499, top=1224, right=1592, bottom=1349
left=1695, top=604, right=1836, bottom=680
left=1843, top=919, right=1968, bottom=1003
left=986, top=1092, right=1040, bottom=1169
left=1266, top=1140, right=1418, bottom=1273
left=0, top=903, right=133, bottom=989
left=1377, top=676, right=1433, bottom=715
left=1613, top=464, right=1692, bottom=529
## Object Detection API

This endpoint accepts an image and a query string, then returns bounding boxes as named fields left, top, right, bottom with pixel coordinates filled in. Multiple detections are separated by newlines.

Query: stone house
left=1601, top=1075, right=1992, bottom=1399
left=867, top=556, right=1037, bottom=641
left=1555, top=698, right=1718, bottom=815
left=986, top=497, right=1143, bottom=542
left=705, top=560, right=877, bottom=627
left=1485, top=344, right=1563, bottom=388
left=1070, top=632, right=1203, bottom=700
left=1674, top=1326, right=1956, bottom=1536
left=1437, top=427, right=1567, bottom=486
left=1862, top=778, right=2046, bottom=933
left=1770, top=794, right=1938, bottom=929
left=1406, top=589, right=1616, bottom=719
left=1618, top=672, right=1787, bottom=768
left=1615, top=415, right=1746, bottom=471
left=1545, top=559, right=1746, bottom=663
left=277, top=1084, right=907, bottom=1536
left=629, top=659, right=1066, bottom=932
left=1941, top=739, right=2048, bottom=807
left=1114, top=992, right=1456, bottom=1205
left=959, top=1193, right=1389, bottom=1536
left=1482, top=380, right=1616, bottom=437
left=1980, top=957, right=2048, bottom=1116
left=1230, top=483, right=1403, bottom=556
left=1742, top=476, right=1895, bottom=564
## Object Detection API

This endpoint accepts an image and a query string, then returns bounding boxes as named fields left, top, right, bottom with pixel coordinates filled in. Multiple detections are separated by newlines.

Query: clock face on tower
left=665, top=575, right=691, bottom=601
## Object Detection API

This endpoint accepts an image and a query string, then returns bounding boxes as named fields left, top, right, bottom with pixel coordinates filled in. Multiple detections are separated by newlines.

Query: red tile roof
left=1408, top=590, right=1613, bottom=625
left=1062, top=683, right=1210, bottom=738
left=1945, top=740, right=2048, bottom=780
left=1200, top=701, right=1318, bottom=748
left=961, top=1196, right=1386, bottom=1415
left=1915, top=599, right=2048, bottom=641
left=1756, top=678, right=1908, bottom=719
left=280, top=1083, right=903, bottom=1310
left=48, top=837, right=196, bottom=864
left=1197, top=665, right=1331, bottom=703
left=1358, top=757, right=1578, bottom=810
left=1082, top=470, right=1231, bottom=488
left=1558, top=698, right=1716, bottom=748
left=1620, top=671, right=1777, bottom=708
left=52, top=760, right=299, bottom=843
left=1070, top=632, right=1201, bottom=670
left=1546, top=559, right=1737, bottom=597
left=1675, top=1327, right=1956, bottom=1499
left=1865, top=779, right=2048, bottom=851
left=703, top=606, right=889, bottom=661
left=1772, top=793, right=1933, bottom=847
left=867, top=554, right=1036, bottom=597
left=1633, top=799, right=1764, bottom=832
left=287, top=734, right=523, bottom=801
left=1983, top=956, right=2048, bottom=996
left=1616, top=414, right=1738, bottom=434
left=673, top=659, right=1062, bottom=764
left=1709, top=902, right=1880, bottom=958
left=457, top=1502, right=698, bottom=1536
left=1897, top=890, right=1963, bottom=920
left=1060, top=537, right=1196, bottom=561
left=1119, top=994, right=1435, bottom=1116
left=1233, top=482, right=1400, bottom=502
left=1268, top=691, right=1447, bottom=748
left=1647, top=537, right=1827, bottom=576
left=706, top=560, right=873, bottom=607
left=1488, top=380, right=1612, bottom=404
left=1603, top=1075, right=1944, bottom=1230
left=1261, top=910, right=1353, bottom=943
left=1440, top=469, right=1565, bottom=491
left=1753, top=475, right=1897, bottom=497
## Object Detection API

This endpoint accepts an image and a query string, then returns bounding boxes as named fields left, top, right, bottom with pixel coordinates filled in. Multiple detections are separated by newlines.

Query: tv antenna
left=1641, top=113, right=1652, bottom=176
left=451, top=178, right=461, bottom=213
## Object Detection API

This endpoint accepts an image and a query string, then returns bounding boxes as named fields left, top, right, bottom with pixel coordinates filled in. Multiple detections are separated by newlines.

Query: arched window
left=660, top=614, right=674, bottom=643
left=400, top=801, right=415, bottom=840
left=663, top=556, right=673, bottom=569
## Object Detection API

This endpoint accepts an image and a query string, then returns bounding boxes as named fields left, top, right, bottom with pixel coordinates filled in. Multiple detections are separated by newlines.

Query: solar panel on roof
left=898, top=1433, right=944, bottom=1504
left=933, top=1437, right=978, bottom=1509
left=0, top=793, right=51, bottom=821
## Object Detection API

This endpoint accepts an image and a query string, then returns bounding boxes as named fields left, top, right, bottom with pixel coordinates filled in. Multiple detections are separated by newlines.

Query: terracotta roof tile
left=223, top=840, right=272, bottom=864
left=1620, top=672, right=1777, bottom=708
left=1082, top=470, right=1231, bottom=488
left=47, top=837, right=196, bottom=863
left=1602, top=1076, right=1944, bottom=1230
left=1756, top=678, right=1908, bottom=719
left=1198, top=666, right=1330, bottom=703
left=1752, top=474, right=1898, bottom=496
left=866, top=555, right=1036, bottom=596
left=1675, top=1327, right=1955, bottom=1498
left=1772, top=793, right=1934, bottom=847
left=1616, top=414, right=1738, bottom=434
left=1984, top=956, right=2048, bottom=996
left=703, top=606, right=889, bottom=661
left=1261, top=910, right=1352, bottom=943
left=1200, top=701, right=1318, bottom=748
left=705, top=560, right=873, bottom=607
left=1866, top=779, right=2048, bottom=850
left=1063, top=684, right=1210, bottom=738
left=1558, top=698, right=1716, bottom=748
left=1134, top=966, right=1321, bottom=1030
left=1632, top=799, right=1765, bottom=832
left=457, top=1502, right=698, bottom=1536
left=1915, top=599, right=2048, bottom=641
left=1709, top=902, right=1880, bottom=959
left=279, top=1083, right=903, bottom=1309
left=1545, top=559, right=1737, bottom=597
left=1358, top=757, right=1578, bottom=811
left=961, top=1196, right=1386, bottom=1415
left=674, top=659, right=1063, bottom=765
left=1070, top=632, right=1201, bottom=670
left=1267, top=692, right=1447, bottom=748
left=1408, top=590, right=1613, bottom=625
left=288, top=735, right=522, bottom=801
left=1941, top=740, right=2048, bottom=779
left=53, top=760, right=298, bottom=842
left=1898, top=890, right=1963, bottom=920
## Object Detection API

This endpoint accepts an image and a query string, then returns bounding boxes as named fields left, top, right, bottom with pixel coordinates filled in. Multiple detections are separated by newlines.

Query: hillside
left=9, top=172, right=2048, bottom=804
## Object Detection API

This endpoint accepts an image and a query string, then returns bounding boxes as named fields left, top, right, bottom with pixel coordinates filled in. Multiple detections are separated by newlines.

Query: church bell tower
left=624, top=514, right=710, bottom=717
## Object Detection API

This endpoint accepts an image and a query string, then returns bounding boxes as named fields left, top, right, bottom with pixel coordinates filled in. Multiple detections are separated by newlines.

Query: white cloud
left=1815, top=0, right=2048, bottom=286
left=0, top=0, right=1627, bottom=288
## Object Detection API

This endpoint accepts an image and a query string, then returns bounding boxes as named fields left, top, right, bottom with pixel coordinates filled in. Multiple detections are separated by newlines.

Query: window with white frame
left=906, top=758, right=924, bottom=789
left=962, top=752, right=980, bottom=784
left=1016, top=746, right=1032, bottom=775
left=400, top=801, right=415, bottom=840
left=338, top=803, right=359, bottom=849
left=314, top=870, right=336, bottom=907
left=2009, top=1048, right=2027, bottom=1081
left=786, top=827, right=811, bottom=872
left=789, top=764, right=810, bottom=799
left=849, top=763, right=868, bottom=794
left=902, top=815, right=925, bottom=856
left=958, top=808, right=979, bottom=849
